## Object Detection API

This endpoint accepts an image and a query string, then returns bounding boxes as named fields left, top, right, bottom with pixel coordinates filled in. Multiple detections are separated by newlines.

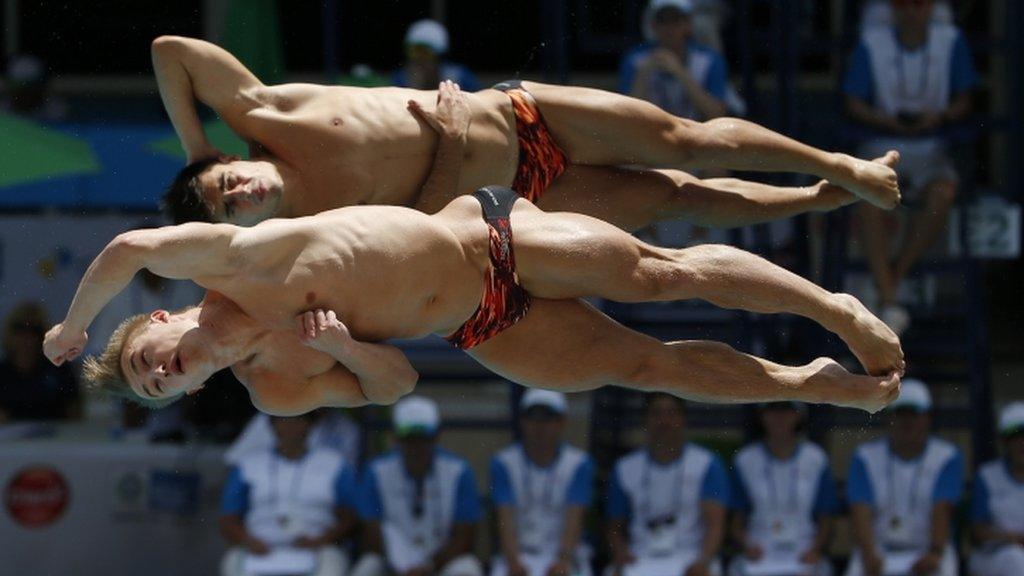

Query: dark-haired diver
left=153, top=36, right=901, bottom=230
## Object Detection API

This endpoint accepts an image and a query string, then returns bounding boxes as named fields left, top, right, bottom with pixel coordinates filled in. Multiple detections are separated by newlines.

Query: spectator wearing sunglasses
left=352, top=396, right=484, bottom=576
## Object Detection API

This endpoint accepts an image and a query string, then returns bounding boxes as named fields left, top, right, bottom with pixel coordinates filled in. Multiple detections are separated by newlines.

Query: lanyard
left=763, top=443, right=801, bottom=514
left=640, top=447, right=686, bottom=522
left=406, top=471, right=444, bottom=543
left=887, top=446, right=926, bottom=516
left=895, top=37, right=931, bottom=104
left=270, top=451, right=310, bottom=511
left=519, top=446, right=560, bottom=512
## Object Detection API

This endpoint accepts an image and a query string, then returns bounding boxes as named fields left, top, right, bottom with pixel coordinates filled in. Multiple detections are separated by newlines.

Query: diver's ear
left=186, top=383, right=205, bottom=396
left=150, top=310, right=171, bottom=323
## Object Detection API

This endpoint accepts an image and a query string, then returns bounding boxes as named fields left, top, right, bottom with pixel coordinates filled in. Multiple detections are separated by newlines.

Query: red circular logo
left=5, top=467, right=70, bottom=528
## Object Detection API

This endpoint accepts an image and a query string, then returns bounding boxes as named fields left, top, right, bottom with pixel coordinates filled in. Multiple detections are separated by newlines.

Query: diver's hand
left=43, top=323, right=87, bottom=366
left=296, top=309, right=353, bottom=354
left=408, top=79, right=471, bottom=142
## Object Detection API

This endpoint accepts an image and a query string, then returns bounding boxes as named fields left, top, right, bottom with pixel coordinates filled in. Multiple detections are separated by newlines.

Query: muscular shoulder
left=253, top=83, right=337, bottom=112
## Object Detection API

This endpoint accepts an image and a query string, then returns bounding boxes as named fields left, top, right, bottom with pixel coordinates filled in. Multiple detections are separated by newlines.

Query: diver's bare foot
left=831, top=293, right=905, bottom=376
left=830, top=150, right=901, bottom=209
left=811, top=180, right=857, bottom=211
left=804, top=357, right=901, bottom=413
left=814, top=153, right=901, bottom=211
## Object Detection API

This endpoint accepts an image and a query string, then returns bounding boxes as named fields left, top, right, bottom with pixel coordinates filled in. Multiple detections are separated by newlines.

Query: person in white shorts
left=728, top=402, right=839, bottom=576
left=844, top=379, right=964, bottom=576
left=489, top=390, right=595, bottom=576
left=968, top=402, right=1024, bottom=576
left=219, top=413, right=359, bottom=576
left=841, top=0, right=978, bottom=334
left=605, top=393, right=730, bottom=576
left=351, top=396, right=483, bottom=576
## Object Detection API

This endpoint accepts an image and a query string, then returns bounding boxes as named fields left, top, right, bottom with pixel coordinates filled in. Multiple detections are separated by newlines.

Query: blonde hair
left=82, top=312, right=180, bottom=409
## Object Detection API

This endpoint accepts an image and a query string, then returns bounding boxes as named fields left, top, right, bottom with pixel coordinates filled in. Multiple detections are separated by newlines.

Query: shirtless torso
left=244, top=84, right=518, bottom=211
left=199, top=200, right=491, bottom=340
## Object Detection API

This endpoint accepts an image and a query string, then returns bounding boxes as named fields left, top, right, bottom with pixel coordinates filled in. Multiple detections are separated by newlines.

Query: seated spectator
left=392, top=20, right=480, bottom=91
left=619, top=0, right=729, bottom=121
left=219, top=413, right=358, bottom=576
left=845, top=379, right=963, bottom=576
left=352, top=396, right=484, bottom=576
left=2, top=54, right=68, bottom=122
left=490, top=390, right=595, bottom=576
left=0, top=302, right=80, bottom=422
left=606, top=393, right=729, bottom=576
left=728, top=402, right=838, bottom=576
left=841, top=0, right=977, bottom=334
left=968, top=402, right=1024, bottom=576
left=226, top=409, right=362, bottom=468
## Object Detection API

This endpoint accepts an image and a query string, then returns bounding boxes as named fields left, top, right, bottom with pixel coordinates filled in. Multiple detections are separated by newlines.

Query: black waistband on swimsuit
left=471, top=185, right=520, bottom=221
left=492, top=79, right=525, bottom=93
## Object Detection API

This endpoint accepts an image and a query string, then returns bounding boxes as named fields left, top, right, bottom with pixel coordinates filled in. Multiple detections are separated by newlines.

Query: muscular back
left=241, top=84, right=518, bottom=211
left=199, top=205, right=488, bottom=342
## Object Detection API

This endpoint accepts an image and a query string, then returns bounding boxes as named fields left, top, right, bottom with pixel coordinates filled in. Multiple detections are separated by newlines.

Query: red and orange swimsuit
left=493, top=80, right=568, bottom=204
left=445, top=186, right=531, bottom=350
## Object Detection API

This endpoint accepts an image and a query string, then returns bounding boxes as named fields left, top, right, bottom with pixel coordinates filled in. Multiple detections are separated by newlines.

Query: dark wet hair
left=161, top=158, right=220, bottom=224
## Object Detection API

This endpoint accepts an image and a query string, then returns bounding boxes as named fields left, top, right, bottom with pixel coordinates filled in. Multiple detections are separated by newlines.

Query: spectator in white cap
left=351, top=396, right=484, bottom=576
left=606, top=393, right=730, bottom=576
left=728, top=402, right=839, bottom=576
left=489, top=389, right=595, bottom=576
left=2, top=54, right=68, bottom=121
left=845, top=379, right=964, bottom=576
left=619, top=0, right=730, bottom=121
left=224, top=408, right=362, bottom=470
left=968, top=402, right=1024, bottom=576
left=392, top=19, right=479, bottom=92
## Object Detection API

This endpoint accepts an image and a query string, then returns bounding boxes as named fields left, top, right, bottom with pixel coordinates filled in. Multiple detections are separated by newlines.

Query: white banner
left=0, top=440, right=228, bottom=576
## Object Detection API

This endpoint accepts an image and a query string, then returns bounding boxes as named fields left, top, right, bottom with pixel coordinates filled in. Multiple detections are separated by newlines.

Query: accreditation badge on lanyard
left=408, top=475, right=442, bottom=551
left=764, top=453, right=801, bottom=553
left=647, top=514, right=679, bottom=556
left=276, top=503, right=305, bottom=541
left=518, top=457, right=559, bottom=554
left=884, top=454, right=924, bottom=548
left=272, top=455, right=309, bottom=541
left=641, top=454, right=684, bottom=557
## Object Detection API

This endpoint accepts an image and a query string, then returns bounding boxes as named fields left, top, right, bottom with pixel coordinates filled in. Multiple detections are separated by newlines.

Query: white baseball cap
left=999, top=402, right=1024, bottom=437
left=520, top=389, right=567, bottom=415
left=405, top=19, right=449, bottom=54
left=393, top=396, right=440, bottom=436
left=643, top=0, right=695, bottom=41
left=888, top=378, right=932, bottom=413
